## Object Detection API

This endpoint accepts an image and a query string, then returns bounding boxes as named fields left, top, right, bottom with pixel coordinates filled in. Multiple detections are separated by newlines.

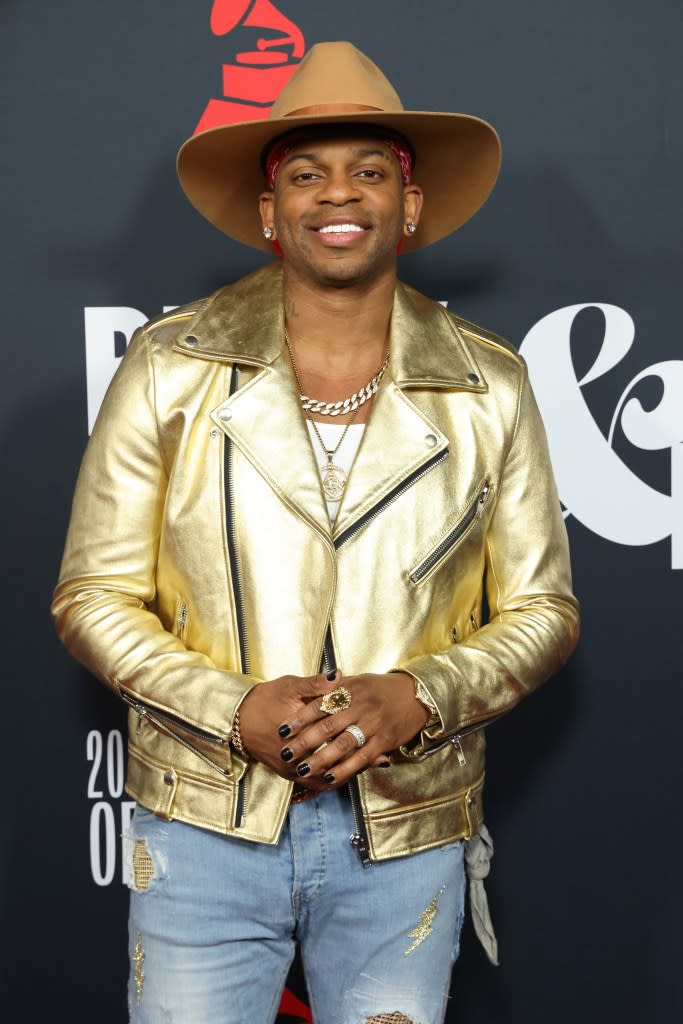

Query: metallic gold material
left=132, top=936, right=145, bottom=1003
left=320, top=685, right=352, bottom=715
left=132, top=840, right=154, bottom=891
left=366, top=1015, right=418, bottom=1024
left=345, top=724, right=366, bottom=748
left=52, top=262, right=579, bottom=862
left=404, top=885, right=445, bottom=955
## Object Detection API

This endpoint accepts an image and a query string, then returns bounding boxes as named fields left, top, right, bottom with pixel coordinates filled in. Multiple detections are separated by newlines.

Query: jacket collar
left=173, top=261, right=487, bottom=393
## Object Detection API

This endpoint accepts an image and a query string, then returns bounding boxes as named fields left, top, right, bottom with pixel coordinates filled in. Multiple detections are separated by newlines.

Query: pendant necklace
left=284, top=327, right=386, bottom=502
left=308, top=415, right=359, bottom=501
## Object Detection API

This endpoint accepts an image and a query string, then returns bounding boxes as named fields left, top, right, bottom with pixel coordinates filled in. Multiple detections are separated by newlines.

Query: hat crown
left=269, top=41, right=405, bottom=120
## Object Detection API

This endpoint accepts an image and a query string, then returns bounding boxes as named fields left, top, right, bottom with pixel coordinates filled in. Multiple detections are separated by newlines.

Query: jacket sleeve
left=51, top=327, right=261, bottom=763
left=399, top=361, right=580, bottom=748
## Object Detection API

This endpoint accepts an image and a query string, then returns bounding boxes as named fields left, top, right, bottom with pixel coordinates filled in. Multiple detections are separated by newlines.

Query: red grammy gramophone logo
left=195, top=0, right=306, bottom=133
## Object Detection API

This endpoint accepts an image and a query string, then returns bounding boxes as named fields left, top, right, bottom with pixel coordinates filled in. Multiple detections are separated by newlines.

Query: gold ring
left=319, top=685, right=352, bottom=715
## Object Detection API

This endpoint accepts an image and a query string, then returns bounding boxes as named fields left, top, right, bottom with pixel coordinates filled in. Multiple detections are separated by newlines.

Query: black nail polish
left=296, top=762, right=310, bottom=777
left=324, top=772, right=336, bottom=784
left=278, top=724, right=291, bottom=738
left=326, top=669, right=337, bottom=681
left=377, top=760, right=391, bottom=769
left=280, top=747, right=293, bottom=762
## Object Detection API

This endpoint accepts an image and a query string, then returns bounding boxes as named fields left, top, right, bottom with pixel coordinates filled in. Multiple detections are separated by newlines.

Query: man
left=53, top=41, right=579, bottom=1024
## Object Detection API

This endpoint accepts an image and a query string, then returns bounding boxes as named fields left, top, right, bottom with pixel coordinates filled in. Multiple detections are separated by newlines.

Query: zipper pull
left=349, top=832, right=372, bottom=868
left=451, top=735, right=467, bottom=767
left=476, top=483, right=490, bottom=516
left=177, top=602, right=188, bottom=636
left=135, top=704, right=147, bottom=736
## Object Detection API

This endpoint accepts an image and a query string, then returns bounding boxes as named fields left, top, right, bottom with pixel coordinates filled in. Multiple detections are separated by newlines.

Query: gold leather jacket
left=52, top=262, right=579, bottom=864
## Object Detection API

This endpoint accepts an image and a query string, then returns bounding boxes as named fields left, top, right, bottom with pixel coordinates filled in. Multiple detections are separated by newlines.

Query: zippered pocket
left=412, top=710, right=506, bottom=765
left=409, top=480, right=492, bottom=585
left=121, top=692, right=231, bottom=778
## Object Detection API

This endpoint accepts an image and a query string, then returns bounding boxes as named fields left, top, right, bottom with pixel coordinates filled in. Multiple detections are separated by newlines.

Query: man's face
left=259, top=134, right=423, bottom=289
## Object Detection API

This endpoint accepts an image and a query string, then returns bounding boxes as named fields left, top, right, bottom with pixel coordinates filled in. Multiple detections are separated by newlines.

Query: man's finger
left=278, top=669, right=343, bottom=734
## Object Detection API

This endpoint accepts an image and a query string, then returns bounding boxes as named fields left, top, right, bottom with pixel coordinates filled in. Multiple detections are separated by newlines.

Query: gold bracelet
left=231, top=708, right=249, bottom=759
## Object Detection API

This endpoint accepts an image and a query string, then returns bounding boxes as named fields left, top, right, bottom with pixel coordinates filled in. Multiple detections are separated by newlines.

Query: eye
left=292, top=170, right=321, bottom=184
left=356, top=168, right=384, bottom=180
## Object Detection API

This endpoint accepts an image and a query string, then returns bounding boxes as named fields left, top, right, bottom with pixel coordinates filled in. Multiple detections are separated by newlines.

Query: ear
left=403, top=183, right=424, bottom=234
left=259, top=191, right=276, bottom=237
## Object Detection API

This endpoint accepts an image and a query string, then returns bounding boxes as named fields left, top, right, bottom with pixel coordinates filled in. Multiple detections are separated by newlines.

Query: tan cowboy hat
left=177, top=41, right=501, bottom=252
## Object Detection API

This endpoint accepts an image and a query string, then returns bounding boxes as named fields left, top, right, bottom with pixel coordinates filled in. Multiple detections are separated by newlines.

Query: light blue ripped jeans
left=126, top=786, right=466, bottom=1024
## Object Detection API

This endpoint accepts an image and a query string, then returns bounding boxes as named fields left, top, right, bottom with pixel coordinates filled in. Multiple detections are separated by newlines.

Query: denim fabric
left=127, top=786, right=466, bottom=1024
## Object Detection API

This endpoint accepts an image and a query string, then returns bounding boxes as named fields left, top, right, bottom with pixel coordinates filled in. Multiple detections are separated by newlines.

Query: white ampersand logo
left=519, top=303, right=683, bottom=570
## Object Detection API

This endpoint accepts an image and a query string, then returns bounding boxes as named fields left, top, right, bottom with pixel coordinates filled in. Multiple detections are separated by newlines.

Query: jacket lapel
left=212, top=354, right=332, bottom=538
left=332, top=283, right=488, bottom=536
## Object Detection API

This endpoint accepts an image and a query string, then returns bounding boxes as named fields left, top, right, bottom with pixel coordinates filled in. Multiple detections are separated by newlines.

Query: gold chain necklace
left=284, top=330, right=375, bottom=501
left=284, top=327, right=389, bottom=417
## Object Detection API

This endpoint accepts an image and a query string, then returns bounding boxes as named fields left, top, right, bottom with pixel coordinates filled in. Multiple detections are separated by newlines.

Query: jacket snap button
left=184, top=335, right=198, bottom=346
left=163, top=770, right=174, bottom=785
left=425, top=433, right=438, bottom=447
left=467, top=373, right=479, bottom=384
left=218, top=408, right=232, bottom=421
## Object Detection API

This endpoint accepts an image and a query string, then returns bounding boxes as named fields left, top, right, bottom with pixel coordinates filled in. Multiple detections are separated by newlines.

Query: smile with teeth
left=317, top=223, right=366, bottom=234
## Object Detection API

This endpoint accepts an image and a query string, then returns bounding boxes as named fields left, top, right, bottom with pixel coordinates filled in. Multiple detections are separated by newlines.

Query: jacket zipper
left=224, top=365, right=250, bottom=676
left=348, top=780, right=372, bottom=867
left=224, top=364, right=250, bottom=826
left=409, top=481, right=491, bottom=584
left=121, top=693, right=231, bottom=777
left=417, top=710, right=507, bottom=765
left=334, top=448, right=449, bottom=550
left=328, top=449, right=450, bottom=863
left=320, top=631, right=372, bottom=866
left=321, top=626, right=336, bottom=676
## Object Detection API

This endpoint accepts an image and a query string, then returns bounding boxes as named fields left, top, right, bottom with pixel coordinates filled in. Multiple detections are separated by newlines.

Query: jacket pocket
left=409, top=480, right=492, bottom=586
left=121, top=692, right=231, bottom=779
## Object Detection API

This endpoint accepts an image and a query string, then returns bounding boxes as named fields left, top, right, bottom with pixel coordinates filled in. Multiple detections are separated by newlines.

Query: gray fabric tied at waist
left=464, top=824, right=499, bottom=965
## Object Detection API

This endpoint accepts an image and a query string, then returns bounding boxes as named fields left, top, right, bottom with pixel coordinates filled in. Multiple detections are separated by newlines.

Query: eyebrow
left=281, top=146, right=392, bottom=167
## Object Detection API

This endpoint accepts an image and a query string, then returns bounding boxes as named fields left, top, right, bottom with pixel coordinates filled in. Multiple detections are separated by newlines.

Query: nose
left=316, top=171, right=360, bottom=205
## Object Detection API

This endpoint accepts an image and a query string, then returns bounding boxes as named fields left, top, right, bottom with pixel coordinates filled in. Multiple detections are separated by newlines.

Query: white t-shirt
left=305, top=421, right=366, bottom=522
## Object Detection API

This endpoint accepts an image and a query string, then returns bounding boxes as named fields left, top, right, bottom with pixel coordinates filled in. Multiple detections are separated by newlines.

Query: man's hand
left=240, top=671, right=431, bottom=790
left=237, top=671, right=343, bottom=790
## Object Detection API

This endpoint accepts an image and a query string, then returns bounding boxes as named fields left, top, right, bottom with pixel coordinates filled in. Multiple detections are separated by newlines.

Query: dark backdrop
left=1, top=2, right=681, bottom=1022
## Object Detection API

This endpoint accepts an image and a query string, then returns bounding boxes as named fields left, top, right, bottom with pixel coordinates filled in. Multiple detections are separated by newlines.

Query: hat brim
left=177, top=110, right=501, bottom=252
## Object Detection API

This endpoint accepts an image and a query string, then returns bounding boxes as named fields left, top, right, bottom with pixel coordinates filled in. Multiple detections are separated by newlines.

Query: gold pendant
left=320, top=462, right=347, bottom=501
